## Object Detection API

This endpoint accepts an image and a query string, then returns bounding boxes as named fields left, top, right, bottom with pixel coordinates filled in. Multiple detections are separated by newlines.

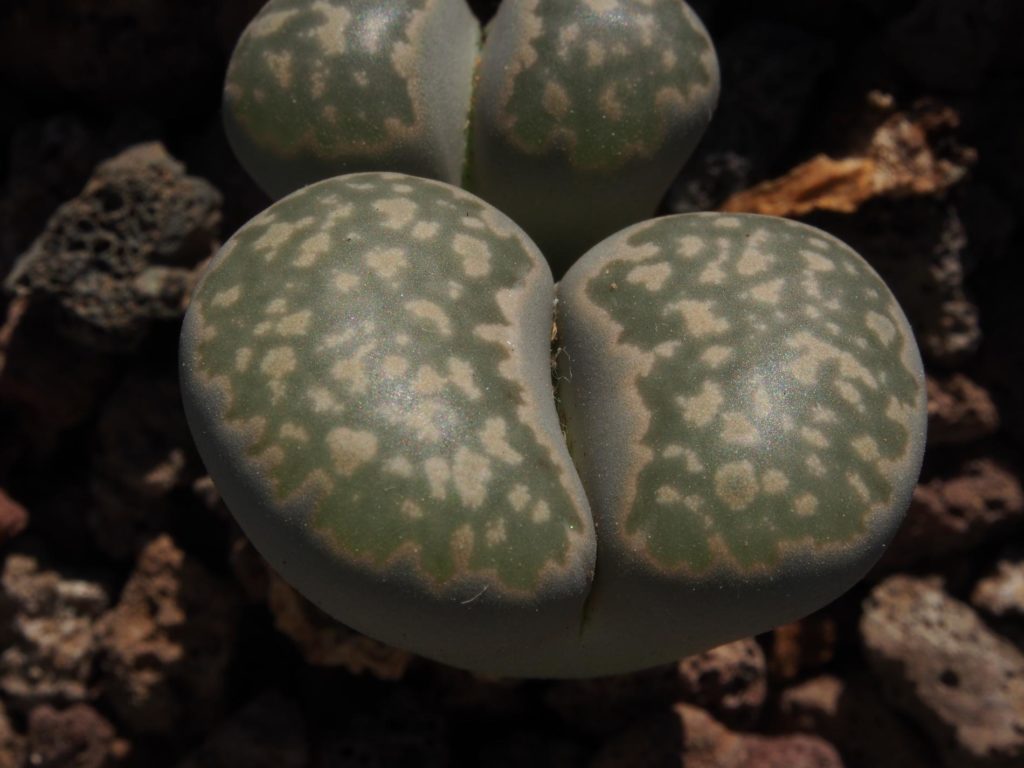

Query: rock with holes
left=469, top=0, right=719, bottom=269
left=3, top=142, right=222, bottom=351
left=861, top=575, right=1024, bottom=768
left=180, top=172, right=926, bottom=677
left=223, top=0, right=479, bottom=199
left=223, top=0, right=720, bottom=273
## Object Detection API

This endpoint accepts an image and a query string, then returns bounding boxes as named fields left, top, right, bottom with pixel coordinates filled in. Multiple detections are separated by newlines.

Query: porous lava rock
left=0, top=553, right=109, bottom=710
left=5, top=143, right=221, bottom=351
left=0, top=489, right=28, bottom=547
left=879, top=453, right=1024, bottom=570
left=775, top=674, right=937, bottom=768
left=25, top=703, right=127, bottom=768
left=96, top=535, right=239, bottom=734
left=267, top=571, right=412, bottom=679
left=861, top=575, right=1024, bottom=768
left=545, top=637, right=767, bottom=732
left=972, top=550, right=1024, bottom=621
left=592, top=702, right=842, bottom=768
left=927, top=373, right=1000, bottom=445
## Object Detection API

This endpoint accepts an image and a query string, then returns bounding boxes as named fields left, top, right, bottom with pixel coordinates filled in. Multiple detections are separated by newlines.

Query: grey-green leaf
left=223, top=0, right=479, bottom=199
left=468, top=0, right=720, bottom=272
left=555, top=213, right=927, bottom=675
left=180, top=173, right=595, bottom=675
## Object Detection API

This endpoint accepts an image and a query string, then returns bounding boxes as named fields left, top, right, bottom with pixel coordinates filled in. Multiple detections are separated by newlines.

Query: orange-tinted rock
left=546, top=638, right=767, bottom=733
left=768, top=617, right=838, bottom=681
left=775, top=675, right=937, bottom=768
left=267, top=572, right=412, bottom=680
left=972, top=552, right=1024, bottom=621
left=96, top=535, right=238, bottom=734
left=0, top=553, right=108, bottom=710
left=26, top=704, right=128, bottom=768
left=721, top=99, right=972, bottom=218
left=880, top=455, right=1024, bottom=570
left=861, top=575, right=1024, bottom=767
left=0, top=489, right=27, bottom=546
left=927, top=374, right=1000, bottom=446
left=592, top=703, right=841, bottom=768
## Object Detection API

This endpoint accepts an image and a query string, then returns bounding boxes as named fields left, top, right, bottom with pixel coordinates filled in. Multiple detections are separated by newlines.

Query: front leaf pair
left=180, top=173, right=926, bottom=677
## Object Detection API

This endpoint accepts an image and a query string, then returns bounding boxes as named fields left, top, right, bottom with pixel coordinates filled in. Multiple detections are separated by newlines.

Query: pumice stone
left=180, top=173, right=927, bottom=678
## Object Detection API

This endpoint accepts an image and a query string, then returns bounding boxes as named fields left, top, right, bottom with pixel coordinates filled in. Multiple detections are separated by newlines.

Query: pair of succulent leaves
left=184, top=0, right=928, bottom=676
left=223, top=0, right=720, bottom=272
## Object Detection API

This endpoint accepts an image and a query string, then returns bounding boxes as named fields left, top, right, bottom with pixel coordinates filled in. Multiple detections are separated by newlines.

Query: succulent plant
left=469, top=0, right=719, bottom=269
left=222, top=0, right=719, bottom=272
left=180, top=172, right=926, bottom=677
left=223, top=0, right=479, bottom=198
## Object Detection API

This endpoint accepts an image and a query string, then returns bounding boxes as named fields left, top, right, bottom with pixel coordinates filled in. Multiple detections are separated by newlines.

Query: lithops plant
left=223, top=0, right=719, bottom=271
left=469, top=0, right=719, bottom=270
left=180, top=172, right=926, bottom=678
left=222, top=0, right=479, bottom=198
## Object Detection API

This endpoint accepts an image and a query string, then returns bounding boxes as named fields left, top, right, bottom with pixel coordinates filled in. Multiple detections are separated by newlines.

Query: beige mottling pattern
left=264, top=50, right=293, bottom=87
left=212, top=285, right=242, bottom=307
left=326, top=427, right=378, bottom=476
left=667, top=299, right=730, bottom=337
left=365, top=246, right=408, bottom=279
left=508, top=484, right=531, bottom=512
left=424, top=457, right=450, bottom=500
left=541, top=81, right=571, bottom=118
left=531, top=500, right=552, bottom=524
left=677, top=381, right=723, bottom=427
left=794, top=493, right=818, bottom=517
left=333, top=271, right=360, bottom=293
left=261, top=347, right=296, bottom=379
left=626, top=262, right=672, bottom=291
left=405, top=300, right=452, bottom=336
left=384, top=456, right=414, bottom=478
left=699, top=345, right=732, bottom=368
left=452, top=448, right=492, bottom=509
left=308, top=0, right=353, bottom=56
left=276, top=310, right=311, bottom=336
left=380, top=355, right=409, bottom=377
left=480, top=418, right=523, bottom=464
left=280, top=422, right=310, bottom=443
left=235, top=347, right=253, bottom=373
left=762, top=469, right=789, bottom=494
left=453, top=234, right=492, bottom=277
left=715, top=461, right=759, bottom=511
left=374, top=197, right=418, bottom=230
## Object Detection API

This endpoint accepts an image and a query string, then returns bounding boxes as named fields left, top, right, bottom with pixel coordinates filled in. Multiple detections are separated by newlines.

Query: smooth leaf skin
left=555, top=213, right=927, bottom=676
left=180, top=173, right=595, bottom=676
left=223, top=0, right=479, bottom=199
left=469, top=0, right=720, bottom=274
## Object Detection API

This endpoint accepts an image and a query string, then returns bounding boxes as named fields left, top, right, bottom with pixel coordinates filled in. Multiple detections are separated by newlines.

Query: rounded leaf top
left=223, top=0, right=479, bottom=198
left=555, top=213, right=927, bottom=673
left=469, top=0, right=720, bottom=269
left=180, top=173, right=594, bottom=674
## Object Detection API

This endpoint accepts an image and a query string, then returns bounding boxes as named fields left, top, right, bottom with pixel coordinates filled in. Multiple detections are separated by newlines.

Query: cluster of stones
left=222, top=0, right=720, bottom=271
left=180, top=172, right=927, bottom=677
